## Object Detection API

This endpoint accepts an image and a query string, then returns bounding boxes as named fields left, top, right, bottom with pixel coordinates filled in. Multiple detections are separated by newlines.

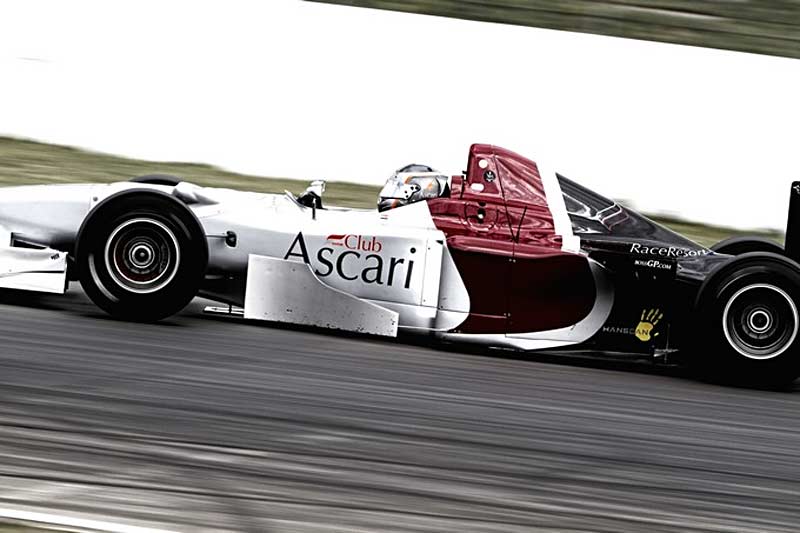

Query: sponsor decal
left=326, top=234, right=383, bottom=252
left=633, top=258, right=674, bottom=271
left=629, top=243, right=710, bottom=258
left=284, top=232, right=415, bottom=289
left=602, top=326, right=635, bottom=335
left=604, top=308, right=666, bottom=341
left=635, top=308, right=663, bottom=342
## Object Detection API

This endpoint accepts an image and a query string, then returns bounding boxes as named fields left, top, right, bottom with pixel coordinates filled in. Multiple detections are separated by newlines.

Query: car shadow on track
left=192, top=303, right=799, bottom=392
left=0, top=287, right=192, bottom=328
left=5, top=289, right=795, bottom=392
left=0, top=288, right=71, bottom=311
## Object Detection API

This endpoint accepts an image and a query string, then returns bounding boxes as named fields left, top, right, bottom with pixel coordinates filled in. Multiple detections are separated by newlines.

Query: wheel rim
left=104, top=218, right=180, bottom=294
left=722, top=283, right=798, bottom=360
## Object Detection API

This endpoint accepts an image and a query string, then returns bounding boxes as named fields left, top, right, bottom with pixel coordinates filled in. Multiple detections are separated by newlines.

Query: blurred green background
left=308, top=0, right=800, bottom=59
left=0, top=136, right=782, bottom=247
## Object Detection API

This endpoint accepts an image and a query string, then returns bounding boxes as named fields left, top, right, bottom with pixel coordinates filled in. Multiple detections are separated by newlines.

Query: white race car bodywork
left=0, top=181, right=476, bottom=338
left=0, top=142, right=615, bottom=352
left=0, top=236, right=68, bottom=294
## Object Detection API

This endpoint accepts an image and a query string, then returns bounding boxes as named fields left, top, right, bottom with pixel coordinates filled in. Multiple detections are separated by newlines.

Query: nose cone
left=0, top=183, right=96, bottom=247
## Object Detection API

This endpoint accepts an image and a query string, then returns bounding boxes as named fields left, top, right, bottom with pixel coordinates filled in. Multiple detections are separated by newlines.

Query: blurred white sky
left=0, top=0, right=798, bottom=229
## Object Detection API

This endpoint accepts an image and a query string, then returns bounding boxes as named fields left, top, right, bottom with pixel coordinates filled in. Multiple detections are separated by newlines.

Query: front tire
left=694, top=253, right=800, bottom=387
left=76, top=191, right=207, bottom=321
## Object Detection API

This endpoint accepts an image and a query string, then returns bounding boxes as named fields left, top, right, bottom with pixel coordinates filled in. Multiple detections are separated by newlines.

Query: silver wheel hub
left=747, top=308, right=772, bottom=333
left=129, top=243, right=155, bottom=268
left=104, top=218, right=181, bottom=294
left=722, top=283, right=798, bottom=360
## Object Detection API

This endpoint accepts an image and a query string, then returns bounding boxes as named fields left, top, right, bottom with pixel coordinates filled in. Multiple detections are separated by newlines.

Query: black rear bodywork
left=558, top=175, right=738, bottom=358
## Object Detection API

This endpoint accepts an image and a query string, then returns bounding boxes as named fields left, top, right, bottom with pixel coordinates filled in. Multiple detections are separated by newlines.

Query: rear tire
left=694, top=253, right=800, bottom=387
left=76, top=191, right=207, bottom=321
left=711, top=236, right=783, bottom=256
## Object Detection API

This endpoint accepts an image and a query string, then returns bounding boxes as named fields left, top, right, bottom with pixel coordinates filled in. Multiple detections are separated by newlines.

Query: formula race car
left=1, top=144, right=798, bottom=386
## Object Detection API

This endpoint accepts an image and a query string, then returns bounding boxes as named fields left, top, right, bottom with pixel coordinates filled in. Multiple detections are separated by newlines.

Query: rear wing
left=786, top=182, right=800, bottom=262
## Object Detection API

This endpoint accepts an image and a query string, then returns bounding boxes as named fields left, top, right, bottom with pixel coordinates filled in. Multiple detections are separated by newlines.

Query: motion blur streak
left=310, top=0, right=800, bottom=59
left=0, top=289, right=798, bottom=532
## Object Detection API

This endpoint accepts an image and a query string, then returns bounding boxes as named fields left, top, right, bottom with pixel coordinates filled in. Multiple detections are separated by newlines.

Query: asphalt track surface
left=0, top=289, right=799, bottom=532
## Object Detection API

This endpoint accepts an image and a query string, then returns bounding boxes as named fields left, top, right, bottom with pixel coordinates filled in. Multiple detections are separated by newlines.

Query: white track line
left=0, top=507, right=178, bottom=533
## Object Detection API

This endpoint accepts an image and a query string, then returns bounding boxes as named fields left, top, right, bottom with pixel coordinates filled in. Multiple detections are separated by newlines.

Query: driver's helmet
left=378, top=164, right=450, bottom=212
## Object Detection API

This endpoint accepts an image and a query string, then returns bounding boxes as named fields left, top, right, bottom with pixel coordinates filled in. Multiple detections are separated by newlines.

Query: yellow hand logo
left=635, top=308, right=663, bottom=342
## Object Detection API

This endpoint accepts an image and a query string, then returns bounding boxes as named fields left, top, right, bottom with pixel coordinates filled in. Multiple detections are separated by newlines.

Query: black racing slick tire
left=694, top=252, right=800, bottom=387
left=711, top=236, right=783, bottom=256
left=75, top=190, right=208, bottom=322
left=129, top=174, right=183, bottom=187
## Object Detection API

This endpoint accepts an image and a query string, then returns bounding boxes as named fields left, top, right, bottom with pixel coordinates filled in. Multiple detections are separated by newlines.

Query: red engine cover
left=429, top=144, right=595, bottom=334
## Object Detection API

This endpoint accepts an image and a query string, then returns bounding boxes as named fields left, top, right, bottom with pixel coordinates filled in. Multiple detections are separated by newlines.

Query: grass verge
left=307, top=1, right=800, bottom=60
left=0, top=136, right=379, bottom=209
